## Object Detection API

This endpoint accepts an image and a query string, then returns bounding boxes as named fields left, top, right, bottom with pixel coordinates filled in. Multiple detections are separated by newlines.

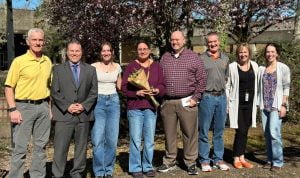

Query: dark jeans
left=233, top=106, right=252, bottom=157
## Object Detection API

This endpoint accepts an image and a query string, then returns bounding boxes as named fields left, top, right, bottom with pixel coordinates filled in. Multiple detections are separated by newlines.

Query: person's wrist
left=7, top=107, right=17, bottom=112
left=281, top=103, right=287, bottom=109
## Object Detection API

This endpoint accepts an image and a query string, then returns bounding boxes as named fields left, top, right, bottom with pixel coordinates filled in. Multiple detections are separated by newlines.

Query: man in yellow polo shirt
left=5, top=28, right=52, bottom=178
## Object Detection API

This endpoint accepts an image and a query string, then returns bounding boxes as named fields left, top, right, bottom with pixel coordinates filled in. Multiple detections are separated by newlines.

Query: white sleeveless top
left=95, top=64, right=122, bottom=95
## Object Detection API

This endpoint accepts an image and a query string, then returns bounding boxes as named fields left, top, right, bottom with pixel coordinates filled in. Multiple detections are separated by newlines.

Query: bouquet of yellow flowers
left=128, top=68, right=160, bottom=108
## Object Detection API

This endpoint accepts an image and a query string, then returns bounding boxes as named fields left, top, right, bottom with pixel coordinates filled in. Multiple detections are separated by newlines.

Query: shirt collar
left=171, top=48, right=186, bottom=59
left=69, top=61, right=81, bottom=67
left=205, top=50, right=224, bottom=60
left=26, top=50, right=47, bottom=62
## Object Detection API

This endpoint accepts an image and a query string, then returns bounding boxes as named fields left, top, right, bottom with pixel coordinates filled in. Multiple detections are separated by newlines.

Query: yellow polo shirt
left=5, top=50, right=52, bottom=100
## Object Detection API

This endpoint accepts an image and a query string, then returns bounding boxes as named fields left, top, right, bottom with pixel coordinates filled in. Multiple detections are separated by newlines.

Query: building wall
left=0, top=8, right=35, bottom=70
left=0, top=8, right=35, bottom=34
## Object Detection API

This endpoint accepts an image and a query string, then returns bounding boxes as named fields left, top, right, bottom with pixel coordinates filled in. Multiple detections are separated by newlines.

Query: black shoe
left=95, top=176, right=104, bottom=178
left=145, top=170, right=156, bottom=177
left=157, top=163, right=176, bottom=173
left=105, top=175, right=113, bottom=178
left=187, top=164, right=198, bottom=175
left=132, top=172, right=143, bottom=178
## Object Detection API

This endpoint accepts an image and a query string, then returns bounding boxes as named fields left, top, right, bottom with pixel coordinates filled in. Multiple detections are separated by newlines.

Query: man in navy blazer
left=51, top=40, right=98, bottom=178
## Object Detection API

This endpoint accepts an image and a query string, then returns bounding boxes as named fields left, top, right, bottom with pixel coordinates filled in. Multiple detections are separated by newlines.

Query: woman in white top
left=257, top=43, right=290, bottom=171
left=226, top=43, right=258, bottom=169
left=91, top=42, right=122, bottom=178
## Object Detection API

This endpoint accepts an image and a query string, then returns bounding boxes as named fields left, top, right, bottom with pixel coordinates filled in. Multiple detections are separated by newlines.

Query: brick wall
left=0, top=97, right=10, bottom=138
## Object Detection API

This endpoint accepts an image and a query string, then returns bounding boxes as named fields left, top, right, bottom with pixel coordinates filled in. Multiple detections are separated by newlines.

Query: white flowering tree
left=194, top=0, right=296, bottom=43
left=43, top=0, right=296, bottom=60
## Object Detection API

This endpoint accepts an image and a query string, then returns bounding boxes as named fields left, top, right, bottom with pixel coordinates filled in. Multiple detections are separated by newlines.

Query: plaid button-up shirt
left=160, top=49, right=207, bottom=102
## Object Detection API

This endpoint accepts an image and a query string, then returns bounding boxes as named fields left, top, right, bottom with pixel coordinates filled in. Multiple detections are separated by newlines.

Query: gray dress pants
left=9, top=102, right=51, bottom=178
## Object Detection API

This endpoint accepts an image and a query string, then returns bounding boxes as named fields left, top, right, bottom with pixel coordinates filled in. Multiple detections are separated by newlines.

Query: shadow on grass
left=24, top=158, right=94, bottom=178
left=117, top=149, right=166, bottom=173
left=284, top=146, right=300, bottom=162
left=242, top=146, right=300, bottom=167
left=22, top=139, right=300, bottom=177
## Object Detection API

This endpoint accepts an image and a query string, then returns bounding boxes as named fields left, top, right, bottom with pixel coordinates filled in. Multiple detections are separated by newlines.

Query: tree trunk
left=6, top=0, right=14, bottom=67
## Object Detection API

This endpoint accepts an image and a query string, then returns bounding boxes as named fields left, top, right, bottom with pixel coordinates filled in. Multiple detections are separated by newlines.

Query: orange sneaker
left=241, top=161, right=254, bottom=168
left=233, top=161, right=243, bottom=169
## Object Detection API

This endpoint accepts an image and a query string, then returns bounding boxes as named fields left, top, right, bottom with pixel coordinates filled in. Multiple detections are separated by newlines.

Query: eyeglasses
left=137, top=48, right=149, bottom=51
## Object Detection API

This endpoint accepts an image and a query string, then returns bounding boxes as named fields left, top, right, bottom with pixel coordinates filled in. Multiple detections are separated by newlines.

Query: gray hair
left=27, top=28, right=44, bottom=40
left=205, top=32, right=219, bottom=43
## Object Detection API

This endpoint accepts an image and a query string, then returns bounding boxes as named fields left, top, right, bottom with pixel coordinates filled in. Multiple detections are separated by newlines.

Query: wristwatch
left=7, top=107, right=17, bottom=112
left=281, top=103, right=288, bottom=108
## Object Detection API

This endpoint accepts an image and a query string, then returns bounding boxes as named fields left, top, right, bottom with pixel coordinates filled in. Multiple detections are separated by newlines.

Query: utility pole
left=6, top=0, right=14, bottom=67
left=184, top=1, right=193, bottom=49
left=6, top=0, right=15, bottom=148
left=294, top=0, right=300, bottom=42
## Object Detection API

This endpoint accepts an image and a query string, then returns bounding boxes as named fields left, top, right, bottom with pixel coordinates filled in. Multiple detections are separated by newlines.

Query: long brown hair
left=264, top=43, right=280, bottom=63
left=99, top=41, right=115, bottom=62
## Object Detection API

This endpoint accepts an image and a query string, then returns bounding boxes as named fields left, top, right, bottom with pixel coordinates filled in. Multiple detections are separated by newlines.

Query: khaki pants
left=160, top=99, right=198, bottom=167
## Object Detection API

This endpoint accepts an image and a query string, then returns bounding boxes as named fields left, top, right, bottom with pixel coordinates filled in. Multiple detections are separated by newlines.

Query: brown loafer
left=270, top=166, right=282, bottom=172
left=145, top=170, right=156, bottom=177
left=132, top=172, right=143, bottom=178
left=262, top=162, right=272, bottom=169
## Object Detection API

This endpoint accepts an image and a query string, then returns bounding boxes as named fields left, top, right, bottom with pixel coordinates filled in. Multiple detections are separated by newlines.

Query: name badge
left=245, top=92, right=249, bottom=102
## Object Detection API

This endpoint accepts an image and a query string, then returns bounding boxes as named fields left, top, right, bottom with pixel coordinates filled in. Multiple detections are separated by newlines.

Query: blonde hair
left=236, top=43, right=252, bottom=61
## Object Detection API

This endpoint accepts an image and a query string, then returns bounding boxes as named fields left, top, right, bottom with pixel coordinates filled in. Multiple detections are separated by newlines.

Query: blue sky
left=1, top=0, right=41, bottom=10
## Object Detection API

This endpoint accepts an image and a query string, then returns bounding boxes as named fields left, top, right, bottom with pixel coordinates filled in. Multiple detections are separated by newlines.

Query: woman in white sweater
left=257, top=43, right=290, bottom=171
left=226, top=43, right=258, bottom=169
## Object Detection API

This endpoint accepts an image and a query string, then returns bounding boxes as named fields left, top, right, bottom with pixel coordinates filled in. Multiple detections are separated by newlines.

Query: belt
left=165, top=96, right=183, bottom=100
left=16, top=98, right=49, bottom=105
left=205, top=90, right=224, bottom=96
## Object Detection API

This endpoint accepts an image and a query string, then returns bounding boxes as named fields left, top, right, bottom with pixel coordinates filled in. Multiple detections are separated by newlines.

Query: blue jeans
left=91, top=94, right=120, bottom=176
left=127, top=109, right=157, bottom=173
left=261, top=110, right=283, bottom=167
left=198, top=93, right=227, bottom=163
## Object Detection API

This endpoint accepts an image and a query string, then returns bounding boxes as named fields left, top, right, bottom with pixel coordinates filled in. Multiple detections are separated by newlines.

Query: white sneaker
left=201, top=163, right=212, bottom=172
left=214, top=161, right=230, bottom=171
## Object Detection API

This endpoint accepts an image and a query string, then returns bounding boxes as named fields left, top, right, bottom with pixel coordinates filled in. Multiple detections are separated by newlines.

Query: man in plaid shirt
left=157, top=30, right=207, bottom=175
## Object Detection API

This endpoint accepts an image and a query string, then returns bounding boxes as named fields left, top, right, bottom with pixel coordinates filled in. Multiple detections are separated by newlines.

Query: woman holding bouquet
left=122, top=41, right=165, bottom=178
left=91, top=42, right=122, bottom=178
